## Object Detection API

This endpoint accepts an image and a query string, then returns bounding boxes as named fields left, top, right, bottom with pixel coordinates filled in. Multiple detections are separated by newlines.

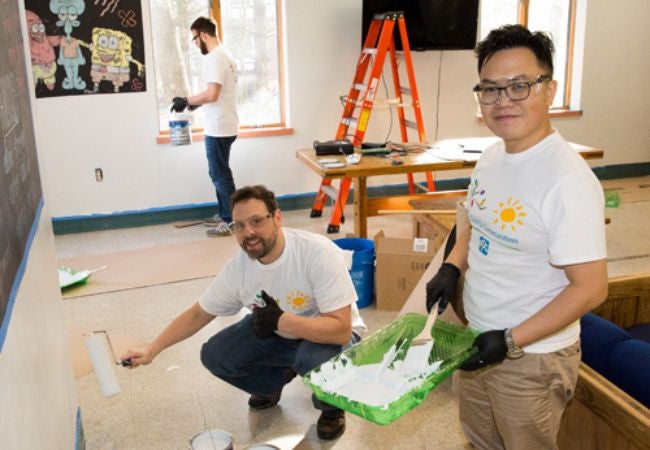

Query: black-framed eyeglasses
left=228, top=213, right=273, bottom=234
left=191, top=34, right=200, bottom=44
left=473, top=74, right=552, bottom=105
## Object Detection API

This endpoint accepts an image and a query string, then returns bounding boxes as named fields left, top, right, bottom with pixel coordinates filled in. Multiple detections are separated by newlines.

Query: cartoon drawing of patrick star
left=25, top=10, right=61, bottom=91
left=49, top=0, right=90, bottom=90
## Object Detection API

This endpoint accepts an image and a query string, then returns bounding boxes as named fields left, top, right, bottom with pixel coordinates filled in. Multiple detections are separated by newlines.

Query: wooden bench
left=558, top=272, right=650, bottom=450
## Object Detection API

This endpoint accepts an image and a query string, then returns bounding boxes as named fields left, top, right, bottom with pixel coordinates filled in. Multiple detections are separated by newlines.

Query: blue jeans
left=204, top=135, right=237, bottom=223
left=200, top=314, right=360, bottom=413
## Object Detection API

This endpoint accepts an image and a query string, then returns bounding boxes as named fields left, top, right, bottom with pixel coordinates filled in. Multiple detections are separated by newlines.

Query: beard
left=199, top=40, right=209, bottom=55
left=240, top=227, right=279, bottom=260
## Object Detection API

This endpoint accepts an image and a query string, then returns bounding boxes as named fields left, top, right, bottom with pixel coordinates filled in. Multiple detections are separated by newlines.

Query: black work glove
left=425, top=262, right=461, bottom=314
left=252, top=290, right=284, bottom=338
left=460, top=330, right=507, bottom=371
left=170, top=96, right=188, bottom=112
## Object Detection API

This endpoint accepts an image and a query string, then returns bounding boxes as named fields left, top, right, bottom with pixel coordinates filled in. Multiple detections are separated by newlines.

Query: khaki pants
left=458, top=341, right=580, bottom=450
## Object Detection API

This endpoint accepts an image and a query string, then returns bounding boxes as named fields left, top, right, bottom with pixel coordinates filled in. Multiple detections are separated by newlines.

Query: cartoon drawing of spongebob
left=90, top=27, right=144, bottom=93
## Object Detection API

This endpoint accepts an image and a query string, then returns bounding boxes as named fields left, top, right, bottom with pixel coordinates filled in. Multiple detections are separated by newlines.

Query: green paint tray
left=58, top=265, right=107, bottom=290
left=303, top=313, right=478, bottom=425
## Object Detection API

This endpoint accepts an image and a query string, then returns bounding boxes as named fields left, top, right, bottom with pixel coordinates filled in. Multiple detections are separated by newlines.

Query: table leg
left=354, top=176, right=368, bottom=238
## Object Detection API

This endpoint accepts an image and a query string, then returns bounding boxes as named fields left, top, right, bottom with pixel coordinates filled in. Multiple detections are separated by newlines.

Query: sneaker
left=203, top=215, right=225, bottom=227
left=317, top=410, right=346, bottom=440
left=206, top=222, right=232, bottom=237
left=248, top=368, right=297, bottom=410
left=248, top=391, right=281, bottom=410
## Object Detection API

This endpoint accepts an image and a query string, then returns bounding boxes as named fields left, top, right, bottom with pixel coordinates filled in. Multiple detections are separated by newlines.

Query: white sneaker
left=206, top=222, right=232, bottom=237
left=203, top=215, right=225, bottom=227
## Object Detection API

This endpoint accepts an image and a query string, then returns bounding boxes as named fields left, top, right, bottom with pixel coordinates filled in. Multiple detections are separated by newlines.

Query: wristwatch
left=504, top=328, right=525, bottom=359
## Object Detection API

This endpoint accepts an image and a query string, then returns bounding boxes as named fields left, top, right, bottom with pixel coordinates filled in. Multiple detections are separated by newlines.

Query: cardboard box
left=374, top=234, right=439, bottom=311
left=412, top=214, right=453, bottom=247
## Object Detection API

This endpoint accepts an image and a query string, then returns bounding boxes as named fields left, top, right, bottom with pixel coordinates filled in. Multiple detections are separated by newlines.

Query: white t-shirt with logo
left=199, top=227, right=367, bottom=339
left=202, top=45, right=239, bottom=137
left=463, top=131, right=606, bottom=353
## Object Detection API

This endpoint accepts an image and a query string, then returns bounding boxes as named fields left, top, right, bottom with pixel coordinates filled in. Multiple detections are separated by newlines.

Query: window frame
left=476, top=0, right=583, bottom=119
left=517, top=0, right=578, bottom=111
left=156, top=0, right=292, bottom=144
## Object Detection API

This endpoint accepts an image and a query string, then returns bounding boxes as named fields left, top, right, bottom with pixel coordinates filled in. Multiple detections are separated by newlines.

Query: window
left=151, top=0, right=285, bottom=133
left=479, top=0, right=580, bottom=110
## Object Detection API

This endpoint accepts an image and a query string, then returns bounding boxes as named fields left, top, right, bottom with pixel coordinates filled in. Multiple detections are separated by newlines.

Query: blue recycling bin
left=334, top=237, right=375, bottom=308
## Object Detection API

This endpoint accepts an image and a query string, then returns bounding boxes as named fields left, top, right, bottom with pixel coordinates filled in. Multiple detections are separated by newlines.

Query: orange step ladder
left=310, top=11, right=434, bottom=234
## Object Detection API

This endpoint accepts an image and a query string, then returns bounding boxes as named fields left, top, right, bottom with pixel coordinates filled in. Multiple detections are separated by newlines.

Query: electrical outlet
left=95, top=168, right=103, bottom=182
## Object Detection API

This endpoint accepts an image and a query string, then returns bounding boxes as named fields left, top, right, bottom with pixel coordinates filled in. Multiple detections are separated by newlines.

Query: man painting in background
left=171, top=17, right=239, bottom=237
left=124, top=185, right=365, bottom=440
left=425, top=25, right=607, bottom=449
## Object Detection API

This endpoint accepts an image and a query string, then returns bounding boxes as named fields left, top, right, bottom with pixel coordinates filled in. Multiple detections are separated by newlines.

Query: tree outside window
left=151, top=0, right=284, bottom=132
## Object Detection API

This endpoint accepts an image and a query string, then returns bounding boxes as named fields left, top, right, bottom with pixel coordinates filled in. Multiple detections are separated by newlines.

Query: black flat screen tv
left=362, top=0, right=479, bottom=51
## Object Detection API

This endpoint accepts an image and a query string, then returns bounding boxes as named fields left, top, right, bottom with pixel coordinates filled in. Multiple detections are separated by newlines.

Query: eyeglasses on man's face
left=228, top=213, right=273, bottom=234
left=191, top=33, right=200, bottom=44
left=473, top=74, right=551, bottom=105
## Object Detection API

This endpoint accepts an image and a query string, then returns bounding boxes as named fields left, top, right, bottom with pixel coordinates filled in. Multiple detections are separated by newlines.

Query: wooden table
left=296, top=140, right=604, bottom=237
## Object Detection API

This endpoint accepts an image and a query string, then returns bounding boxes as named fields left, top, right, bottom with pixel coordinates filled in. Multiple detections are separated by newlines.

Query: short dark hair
left=475, top=25, right=555, bottom=77
left=190, top=17, right=217, bottom=37
left=231, top=185, right=280, bottom=215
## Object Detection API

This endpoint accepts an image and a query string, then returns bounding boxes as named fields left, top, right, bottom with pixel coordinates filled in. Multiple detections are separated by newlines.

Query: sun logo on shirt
left=285, top=290, right=310, bottom=311
left=493, top=197, right=526, bottom=232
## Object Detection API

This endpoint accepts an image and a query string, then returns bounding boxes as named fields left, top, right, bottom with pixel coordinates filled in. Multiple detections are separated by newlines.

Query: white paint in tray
left=309, top=340, right=444, bottom=408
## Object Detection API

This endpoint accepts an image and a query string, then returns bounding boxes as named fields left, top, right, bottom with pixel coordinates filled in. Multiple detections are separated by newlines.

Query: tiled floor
left=57, top=180, right=650, bottom=450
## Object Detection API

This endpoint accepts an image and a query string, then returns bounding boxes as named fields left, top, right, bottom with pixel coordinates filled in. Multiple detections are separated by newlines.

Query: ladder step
left=342, top=117, right=358, bottom=127
left=371, top=99, right=406, bottom=109
left=403, top=119, right=418, bottom=129
left=399, top=86, right=412, bottom=96
left=321, top=184, right=339, bottom=200
left=353, top=83, right=367, bottom=92
left=362, top=48, right=377, bottom=55
left=414, top=182, right=429, bottom=193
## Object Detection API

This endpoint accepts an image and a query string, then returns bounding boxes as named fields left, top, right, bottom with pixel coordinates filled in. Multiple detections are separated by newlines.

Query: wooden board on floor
left=602, top=177, right=650, bottom=203
left=58, top=237, right=240, bottom=298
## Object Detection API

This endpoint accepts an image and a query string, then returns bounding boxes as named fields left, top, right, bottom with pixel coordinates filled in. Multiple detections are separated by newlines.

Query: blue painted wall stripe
left=51, top=162, right=649, bottom=235
left=75, top=407, right=84, bottom=450
left=0, top=197, right=44, bottom=351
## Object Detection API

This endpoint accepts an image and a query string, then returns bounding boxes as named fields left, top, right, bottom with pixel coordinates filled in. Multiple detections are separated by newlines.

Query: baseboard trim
left=52, top=162, right=649, bottom=235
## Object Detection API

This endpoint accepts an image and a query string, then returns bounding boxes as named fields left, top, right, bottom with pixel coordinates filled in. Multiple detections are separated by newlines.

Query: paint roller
left=84, top=330, right=132, bottom=397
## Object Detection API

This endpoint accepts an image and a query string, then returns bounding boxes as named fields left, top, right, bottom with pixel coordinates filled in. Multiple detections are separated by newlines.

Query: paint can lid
left=189, top=429, right=233, bottom=450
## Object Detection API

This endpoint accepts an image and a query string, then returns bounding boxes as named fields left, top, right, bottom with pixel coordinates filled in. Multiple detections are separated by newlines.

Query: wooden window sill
left=156, top=126, right=294, bottom=144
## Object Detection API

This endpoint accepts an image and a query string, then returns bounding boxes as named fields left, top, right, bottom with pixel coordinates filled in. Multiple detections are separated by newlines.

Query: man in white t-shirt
left=425, top=25, right=607, bottom=449
left=171, top=17, right=239, bottom=238
left=124, top=185, right=366, bottom=441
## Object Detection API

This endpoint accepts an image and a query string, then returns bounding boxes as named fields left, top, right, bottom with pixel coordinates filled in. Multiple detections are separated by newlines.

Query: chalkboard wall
left=0, top=0, right=43, bottom=343
left=25, top=0, right=146, bottom=98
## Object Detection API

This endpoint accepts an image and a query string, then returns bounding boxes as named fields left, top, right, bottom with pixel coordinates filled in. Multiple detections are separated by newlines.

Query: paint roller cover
left=84, top=334, right=121, bottom=397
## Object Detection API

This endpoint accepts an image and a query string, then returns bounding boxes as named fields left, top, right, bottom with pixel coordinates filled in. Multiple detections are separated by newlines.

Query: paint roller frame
left=89, top=329, right=132, bottom=367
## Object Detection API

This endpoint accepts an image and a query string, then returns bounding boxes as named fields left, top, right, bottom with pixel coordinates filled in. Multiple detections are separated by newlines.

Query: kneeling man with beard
left=124, top=185, right=366, bottom=440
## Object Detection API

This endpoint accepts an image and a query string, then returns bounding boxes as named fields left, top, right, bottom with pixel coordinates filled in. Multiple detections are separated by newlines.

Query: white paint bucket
left=189, top=429, right=233, bottom=450
left=169, top=112, right=192, bottom=146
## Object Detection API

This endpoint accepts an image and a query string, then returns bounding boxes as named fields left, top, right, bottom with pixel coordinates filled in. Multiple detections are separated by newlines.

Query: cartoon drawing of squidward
left=90, top=27, right=145, bottom=93
left=49, top=0, right=90, bottom=90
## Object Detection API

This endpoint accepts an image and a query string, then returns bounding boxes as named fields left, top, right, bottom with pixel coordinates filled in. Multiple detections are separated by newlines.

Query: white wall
left=33, top=0, right=650, bottom=218
left=0, top=209, right=78, bottom=449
